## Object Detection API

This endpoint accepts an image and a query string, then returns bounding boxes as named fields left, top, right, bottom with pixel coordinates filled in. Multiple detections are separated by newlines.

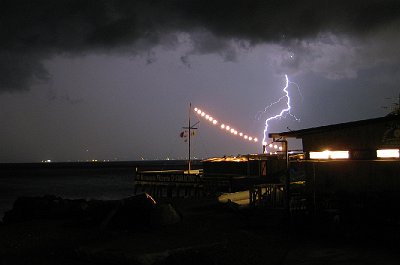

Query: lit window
left=377, top=149, right=400, bottom=158
left=309, top=150, right=349, bottom=159
left=330, top=151, right=349, bottom=159
left=310, top=150, right=330, bottom=159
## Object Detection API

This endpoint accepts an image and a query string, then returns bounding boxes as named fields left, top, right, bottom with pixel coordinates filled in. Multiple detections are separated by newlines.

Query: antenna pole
left=182, top=103, right=198, bottom=173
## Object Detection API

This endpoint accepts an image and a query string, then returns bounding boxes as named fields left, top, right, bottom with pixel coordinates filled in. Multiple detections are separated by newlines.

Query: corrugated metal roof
left=202, top=156, right=248, bottom=162
left=269, top=114, right=400, bottom=139
left=202, top=154, right=279, bottom=162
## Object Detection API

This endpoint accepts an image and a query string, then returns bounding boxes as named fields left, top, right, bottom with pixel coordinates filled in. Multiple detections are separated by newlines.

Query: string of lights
left=193, top=107, right=259, bottom=143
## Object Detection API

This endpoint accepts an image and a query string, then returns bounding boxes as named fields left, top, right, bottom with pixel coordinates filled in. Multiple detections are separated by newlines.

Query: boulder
left=2, top=195, right=88, bottom=224
left=150, top=204, right=181, bottom=227
left=103, top=193, right=157, bottom=229
left=1, top=193, right=182, bottom=230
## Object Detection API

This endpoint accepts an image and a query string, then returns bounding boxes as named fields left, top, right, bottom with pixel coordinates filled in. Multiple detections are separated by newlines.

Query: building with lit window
left=202, top=154, right=286, bottom=193
left=270, top=114, right=400, bottom=216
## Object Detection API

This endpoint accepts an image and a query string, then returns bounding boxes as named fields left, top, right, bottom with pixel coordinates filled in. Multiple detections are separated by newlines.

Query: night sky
left=1, top=0, right=400, bottom=162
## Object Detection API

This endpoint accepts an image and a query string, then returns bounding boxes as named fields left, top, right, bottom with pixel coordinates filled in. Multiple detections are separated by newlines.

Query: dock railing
left=249, top=183, right=285, bottom=208
left=134, top=170, right=204, bottom=198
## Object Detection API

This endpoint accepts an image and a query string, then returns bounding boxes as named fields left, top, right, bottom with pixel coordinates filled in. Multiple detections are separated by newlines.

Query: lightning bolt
left=261, top=74, right=300, bottom=148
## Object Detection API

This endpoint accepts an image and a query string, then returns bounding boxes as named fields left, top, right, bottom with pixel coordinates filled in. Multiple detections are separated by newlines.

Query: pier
left=134, top=170, right=204, bottom=198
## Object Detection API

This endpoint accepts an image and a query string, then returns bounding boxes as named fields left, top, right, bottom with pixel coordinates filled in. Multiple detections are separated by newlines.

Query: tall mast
left=182, top=103, right=199, bottom=173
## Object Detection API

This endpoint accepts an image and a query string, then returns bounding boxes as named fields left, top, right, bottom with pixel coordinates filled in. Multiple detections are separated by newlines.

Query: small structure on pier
left=202, top=154, right=286, bottom=193
left=202, top=154, right=289, bottom=208
left=133, top=153, right=289, bottom=206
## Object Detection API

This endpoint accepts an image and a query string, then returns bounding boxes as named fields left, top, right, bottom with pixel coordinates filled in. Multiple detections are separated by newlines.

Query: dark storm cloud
left=1, top=0, right=400, bottom=92
left=0, top=51, right=50, bottom=91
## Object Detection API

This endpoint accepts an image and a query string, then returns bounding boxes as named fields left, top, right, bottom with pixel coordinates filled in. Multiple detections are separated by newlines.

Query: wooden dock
left=134, top=170, right=204, bottom=198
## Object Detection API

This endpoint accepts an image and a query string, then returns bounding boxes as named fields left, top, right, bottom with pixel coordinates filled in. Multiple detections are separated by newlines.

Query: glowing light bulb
left=192, top=106, right=260, bottom=145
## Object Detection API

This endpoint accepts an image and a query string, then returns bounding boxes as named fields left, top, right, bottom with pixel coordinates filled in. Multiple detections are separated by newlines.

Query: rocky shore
left=1, top=194, right=400, bottom=265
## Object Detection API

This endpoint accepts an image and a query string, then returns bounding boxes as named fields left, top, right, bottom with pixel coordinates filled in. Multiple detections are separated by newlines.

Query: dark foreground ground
left=1, top=197, right=400, bottom=265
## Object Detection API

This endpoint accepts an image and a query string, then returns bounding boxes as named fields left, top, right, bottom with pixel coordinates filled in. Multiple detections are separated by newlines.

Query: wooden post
left=188, top=103, right=191, bottom=172
left=283, top=140, right=290, bottom=213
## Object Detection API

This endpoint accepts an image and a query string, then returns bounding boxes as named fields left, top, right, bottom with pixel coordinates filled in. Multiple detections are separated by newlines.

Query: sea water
left=0, top=160, right=198, bottom=219
left=0, top=167, right=136, bottom=219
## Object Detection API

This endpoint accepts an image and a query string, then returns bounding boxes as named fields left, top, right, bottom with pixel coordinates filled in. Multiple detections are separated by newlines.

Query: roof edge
left=269, top=114, right=400, bottom=139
